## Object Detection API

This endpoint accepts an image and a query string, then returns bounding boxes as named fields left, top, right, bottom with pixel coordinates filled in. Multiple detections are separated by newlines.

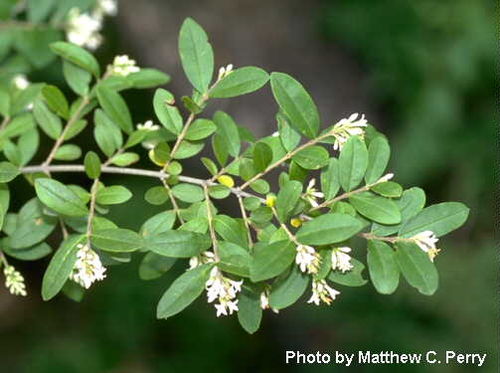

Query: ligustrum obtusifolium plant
left=0, top=17, right=469, bottom=333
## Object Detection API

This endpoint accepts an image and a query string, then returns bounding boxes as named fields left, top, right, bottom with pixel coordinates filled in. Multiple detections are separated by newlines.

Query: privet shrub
left=0, top=16, right=469, bottom=333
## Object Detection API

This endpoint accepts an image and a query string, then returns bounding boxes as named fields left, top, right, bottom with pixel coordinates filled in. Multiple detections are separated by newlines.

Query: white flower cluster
left=206, top=266, right=242, bottom=317
left=66, top=0, right=118, bottom=50
left=69, top=244, right=107, bottom=289
left=295, top=244, right=321, bottom=274
left=108, top=55, right=140, bottom=77
left=217, top=64, right=234, bottom=80
left=331, top=247, right=354, bottom=273
left=332, top=113, right=368, bottom=151
left=411, top=230, right=440, bottom=261
left=307, top=279, right=340, bottom=306
left=3, top=265, right=27, bottom=296
left=12, top=74, right=30, bottom=90
left=303, top=178, right=324, bottom=207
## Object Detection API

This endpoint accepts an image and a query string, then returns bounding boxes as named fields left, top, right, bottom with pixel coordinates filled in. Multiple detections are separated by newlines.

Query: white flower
left=109, top=55, right=140, bottom=77
left=295, top=244, right=321, bottom=274
left=137, top=120, right=160, bottom=132
left=332, top=113, right=368, bottom=151
left=271, top=131, right=280, bottom=137
left=95, top=0, right=118, bottom=17
left=205, top=266, right=242, bottom=317
left=217, top=64, right=234, bottom=80
left=66, top=8, right=103, bottom=50
left=69, top=244, right=107, bottom=289
left=12, top=74, right=29, bottom=90
left=3, top=265, right=27, bottom=296
left=331, top=247, right=353, bottom=273
left=375, top=173, right=394, bottom=184
left=260, top=290, right=279, bottom=313
left=189, top=251, right=216, bottom=269
left=411, top=230, right=440, bottom=261
left=303, top=178, right=324, bottom=207
left=307, top=279, right=340, bottom=306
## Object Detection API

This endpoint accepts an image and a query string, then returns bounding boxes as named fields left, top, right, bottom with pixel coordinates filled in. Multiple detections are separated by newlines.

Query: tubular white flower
left=332, top=113, right=368, bottom=151
left=69, top=244, right=106, bottom=289
left=3, top=265, right=27, bottom=296
left=109, top=55, right=140, bottom=77
left=189, top=251, right=216, bottom=269
left=411, top=230, right=440, bottom=261
left=12, top=74, right=30, bottom=90
left=295, top=244, right=321, bottom=274
left=217, top=64, right=234, bottom=80
left=331, top=247, right=353, bottom=273
left=205, top=266, right=242, bottom=317
left=376, top=173, right=394, bottom=184
left=307, top=279, right=340, bottom=306
left=260, top=290, right=279, bottom=313
left=66, top=8, right=103, bottom=50
left=303, top=178, right=324, bottom=207
left=137, top=120, right=160, bottom=132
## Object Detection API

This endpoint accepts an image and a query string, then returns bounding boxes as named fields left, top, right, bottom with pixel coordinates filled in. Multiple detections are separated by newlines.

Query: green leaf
left=156, top=263, right=214, bottom=319
left=349, top=192, right=401, bottom=225
left=42, top=85, right=69, bottom=119
left=213, top=111, right=240, bottom=157
left=329, top=258, right=367, bottom=287
left=276, top=180, right=302, bottom=222
left=399, top=202, right=469, bottom=238
left=8, top=215, right=56, bottom=249
left=153, top=88, right=183, bottom=135
left=296, top=213, right=364, bottom=245
left=0, top=162, right=19, bottom=182
left=339, top=136, right=368, bottom=191
left=84, top=151, right=101, bottom=179
left=35, top=178, right=88, bottom=217
left=292, top=145, right=329, bottom=170
left=0, top=113, right=35, bottom=139
left=210, top=67, right=269, bottom=98
left=96, top=86, right=133, bottom=133
left=96, top=185, right=132, bottom=205
left=173, top=140, right=204, bottom=159
left=50, top=41, right=100, bottom=77
left=110, top=152, right=139, bottom=167
left=178, top=18, right=214, bottom=93
left=365, top=136, right=390, bottom=184
left=92, top=228, right=143, bottom=252
left=171, top=183, right=204, bottom=203
left=145, top=186, right=169, bottom=205
left=33, top=99, right=62, bottom=140
left=63, top=60, right=91, bottom=96
left=145, top=230, right=211, bottom=258
left=321, top=158, right=340, bottom=200
left=250, top=240, right=295, bottom=282
left=140, top=211, right=176, bottom=237
left=41, top=234, right=85, bottom=301
left=139, top=252, right=176, bottom=280
left=27, top=0, right=56, bottom=22
left=270, top=72, right=320, bottom=138
left=218, top=241, right=251, bottom=277
left=214, top=215, right=249, bottom=248
left=277, top=111, right=301, bottom=152
left=208, top=185, right=230, bottom=199
left=371, top=181, right=402, bottom=198
left=367, top=240, right=399, bottom=294
left=127, top=68, right=170, bottom=88
left=185, top=118, right=216, bottom=140
left=253, top=142, right=273, bottom=172
left=269, top=266, right=309, bottom=309
left=64, top=119, right=87, bottom=141
left=395, top=241, right=438, bottom=295
left=54, top=144, right=81, bottom=161
left=93, top=109, right=122, bottom=157
left=15, top=29, right=60, bottom=68
left=249, top=179, right=270, bottom=194
left=237, top=286, right=262, bottom=334
left=3, top=242, right=52, bottom=261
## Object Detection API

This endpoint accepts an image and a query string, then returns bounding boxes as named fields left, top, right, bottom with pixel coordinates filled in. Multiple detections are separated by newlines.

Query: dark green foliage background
left=0, top=0, right=495, bottom=372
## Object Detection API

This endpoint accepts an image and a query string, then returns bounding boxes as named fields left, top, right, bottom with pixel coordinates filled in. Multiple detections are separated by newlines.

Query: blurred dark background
left=1, top=0, right=496, bottom=372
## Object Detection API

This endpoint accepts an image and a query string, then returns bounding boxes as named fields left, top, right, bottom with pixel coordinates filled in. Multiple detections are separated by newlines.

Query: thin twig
left=236, top=194, right=253, bottom=248
left=161, top=178, right=185, bottom=224
left=203, top=184, right=219, bottom=259
left=86, top=179, right=100, bottom=243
